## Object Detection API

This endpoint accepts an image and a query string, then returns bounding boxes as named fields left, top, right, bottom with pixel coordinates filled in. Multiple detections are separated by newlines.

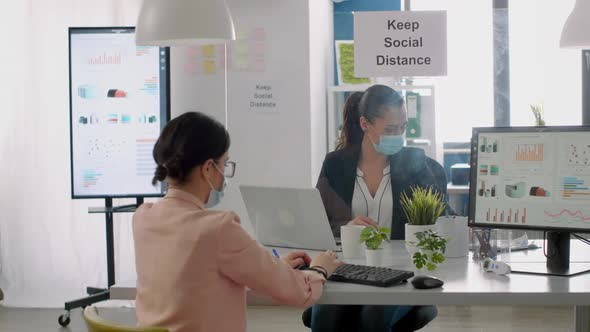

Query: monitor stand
left=511, top=231, right=590, bottom=277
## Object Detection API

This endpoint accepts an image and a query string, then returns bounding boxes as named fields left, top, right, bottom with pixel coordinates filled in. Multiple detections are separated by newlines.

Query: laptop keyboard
left=328, top=264, right=414, bottom=287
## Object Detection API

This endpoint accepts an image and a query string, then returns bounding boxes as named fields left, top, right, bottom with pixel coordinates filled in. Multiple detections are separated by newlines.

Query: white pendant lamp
left=136, top=0, right=236, bottom=46
left=560, top=0, right=590, bottom=48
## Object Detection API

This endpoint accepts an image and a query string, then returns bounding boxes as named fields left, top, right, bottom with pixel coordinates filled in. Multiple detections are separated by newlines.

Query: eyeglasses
left=223, top=161, right=236, bottom=178
left=384, top=123, right=407, bottom=135
left=213, top=160, right=236, bottom=178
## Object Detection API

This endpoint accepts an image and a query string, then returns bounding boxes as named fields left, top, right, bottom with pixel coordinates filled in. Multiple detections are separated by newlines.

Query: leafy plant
left=409, top=230, right=448, bottom=271
left=530, top=103, right=546, bottom=126
left=360, top=226, right=391, bottom=250
left=400, top=186, right=447, bottom=226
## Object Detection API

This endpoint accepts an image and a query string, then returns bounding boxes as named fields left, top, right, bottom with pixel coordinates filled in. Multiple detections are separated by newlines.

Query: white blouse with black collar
left=351, top=165, right=393, bottom=230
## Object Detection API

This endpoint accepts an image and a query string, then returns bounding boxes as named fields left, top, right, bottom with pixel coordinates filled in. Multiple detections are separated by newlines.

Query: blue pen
left=272, top=249, right=280, bottom=258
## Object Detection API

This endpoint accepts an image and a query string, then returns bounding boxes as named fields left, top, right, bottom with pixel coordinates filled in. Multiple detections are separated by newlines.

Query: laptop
left=239, top=185, right=341, bottom=251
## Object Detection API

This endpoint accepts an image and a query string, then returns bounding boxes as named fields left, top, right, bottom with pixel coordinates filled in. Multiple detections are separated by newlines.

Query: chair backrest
left=83, top=306, right=169, bottom=332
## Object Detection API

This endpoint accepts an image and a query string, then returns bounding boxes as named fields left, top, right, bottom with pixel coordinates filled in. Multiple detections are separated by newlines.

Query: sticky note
left=202, top=45, right=215, bottom=58
left=203, top=60, right=217, bottom=74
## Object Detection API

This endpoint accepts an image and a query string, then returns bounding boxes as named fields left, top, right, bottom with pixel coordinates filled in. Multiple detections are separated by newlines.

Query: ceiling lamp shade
left=560, top=0, right=590, bottom=48
left=136, top=0, right=236, bottom=46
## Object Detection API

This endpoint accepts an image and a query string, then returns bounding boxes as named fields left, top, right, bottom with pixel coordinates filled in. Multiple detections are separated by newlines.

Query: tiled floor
left=0, top=304, right=574, bottom=332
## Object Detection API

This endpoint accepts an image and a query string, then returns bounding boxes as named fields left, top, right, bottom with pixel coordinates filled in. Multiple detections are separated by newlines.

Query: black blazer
left=316, top=145, right=450, bottom=240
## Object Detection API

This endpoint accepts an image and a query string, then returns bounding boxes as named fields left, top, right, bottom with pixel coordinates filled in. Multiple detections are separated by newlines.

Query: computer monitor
left=469, top=126, right=590, bottom=276
left=68, top=27, right=170, bottom=199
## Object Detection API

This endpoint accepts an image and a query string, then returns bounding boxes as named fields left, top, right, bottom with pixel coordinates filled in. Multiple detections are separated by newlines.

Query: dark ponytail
left=153, top=165, right=168, bottom=184
left=336, top=91, right=365, bottom=150
left=151, top=112, right=230, bottom=185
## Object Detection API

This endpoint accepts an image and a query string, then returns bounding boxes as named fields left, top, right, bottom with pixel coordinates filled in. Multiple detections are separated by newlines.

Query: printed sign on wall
left=354, top=11, right=447, bottom=77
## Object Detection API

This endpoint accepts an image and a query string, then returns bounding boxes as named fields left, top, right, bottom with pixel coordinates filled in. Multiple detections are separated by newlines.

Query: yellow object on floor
left=83, top=306, right=168, bottom=332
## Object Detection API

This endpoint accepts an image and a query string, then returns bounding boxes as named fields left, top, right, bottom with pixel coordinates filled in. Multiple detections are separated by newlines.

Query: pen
left=272, top=249, right=280, bottom=258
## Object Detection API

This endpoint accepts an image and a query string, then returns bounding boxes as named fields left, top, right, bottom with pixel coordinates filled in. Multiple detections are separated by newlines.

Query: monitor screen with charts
left=69, top=27, right=169, bottom=198
left=469, top=126, right=590, bottom=233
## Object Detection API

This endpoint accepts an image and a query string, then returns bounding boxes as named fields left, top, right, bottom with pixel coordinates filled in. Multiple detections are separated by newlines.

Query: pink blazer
left=132, top=189, right=325, bottom=332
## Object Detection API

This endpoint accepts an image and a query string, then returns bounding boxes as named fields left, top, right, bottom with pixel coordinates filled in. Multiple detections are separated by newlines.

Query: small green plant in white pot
left=360, top=226, right=391, bottom=267
left=401, top=186, right=447, bottom=256
left=408, top=229, right=448, bottom=271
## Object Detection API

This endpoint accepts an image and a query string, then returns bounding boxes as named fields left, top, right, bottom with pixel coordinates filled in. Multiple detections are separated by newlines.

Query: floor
left=0, top=305, right=574, bottom=332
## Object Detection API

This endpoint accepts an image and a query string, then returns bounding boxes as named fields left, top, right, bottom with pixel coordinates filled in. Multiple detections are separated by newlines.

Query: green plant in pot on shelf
left=360, top=226, right=391, bottom=267
left=401, top=186, right=447, bottom=257
left=409, top=229, right=448, bottom=271
left=530, top=103, right=546, bottom=126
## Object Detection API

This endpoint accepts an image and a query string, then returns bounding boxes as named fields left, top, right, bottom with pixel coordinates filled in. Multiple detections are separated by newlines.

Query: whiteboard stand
left=58, top=197, right=144, bottom=327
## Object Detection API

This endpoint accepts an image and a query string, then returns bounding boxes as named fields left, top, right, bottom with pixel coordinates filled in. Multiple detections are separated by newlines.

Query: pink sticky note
left=254, top=58, right=265, bottom=72
left=185, top=47, right=198, bottom=58
left=184, top=62, right=197, bottom=74
left=252, top=27, right=265, bottom=41
left=252, top=42, right=265, bottom=57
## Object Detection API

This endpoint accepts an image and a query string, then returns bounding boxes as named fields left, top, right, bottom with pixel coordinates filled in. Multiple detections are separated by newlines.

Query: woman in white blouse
left=308, top=85, right=449, bottom=331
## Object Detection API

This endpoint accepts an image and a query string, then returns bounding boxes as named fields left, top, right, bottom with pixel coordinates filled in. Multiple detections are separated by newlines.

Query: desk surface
left=110, top=241, right=590, bottom=306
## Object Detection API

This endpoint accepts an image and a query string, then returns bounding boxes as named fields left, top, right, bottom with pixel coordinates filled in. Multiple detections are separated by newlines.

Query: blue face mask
left=368, top=125, right=405, bottom=156
left=205, top=164, right=227, bottom=208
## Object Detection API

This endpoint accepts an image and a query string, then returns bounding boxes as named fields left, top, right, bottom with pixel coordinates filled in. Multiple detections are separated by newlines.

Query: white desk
left=111, top=241, right=590, bottom=331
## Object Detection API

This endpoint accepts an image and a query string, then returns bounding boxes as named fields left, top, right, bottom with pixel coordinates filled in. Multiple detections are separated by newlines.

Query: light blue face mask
left=367, top=125, right=405, bottom=156
left=205, top=164, right=227, bottom=208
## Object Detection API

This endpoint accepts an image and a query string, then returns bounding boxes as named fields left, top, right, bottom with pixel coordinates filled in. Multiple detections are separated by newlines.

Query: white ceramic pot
left=405, top=224, right=437, bottom=257
left=365, top=248, right=384, bottom=267
left=340, top=225, right=366, bottom=258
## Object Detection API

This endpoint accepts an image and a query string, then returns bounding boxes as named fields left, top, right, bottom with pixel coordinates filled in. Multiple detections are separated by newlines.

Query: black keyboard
left=328, top=264, right=414, bottom=287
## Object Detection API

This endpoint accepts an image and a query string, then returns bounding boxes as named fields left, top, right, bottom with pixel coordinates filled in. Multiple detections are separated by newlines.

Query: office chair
left=302, top=305, right=437, bottom=331
left=83, top=306, right=169, bottom=332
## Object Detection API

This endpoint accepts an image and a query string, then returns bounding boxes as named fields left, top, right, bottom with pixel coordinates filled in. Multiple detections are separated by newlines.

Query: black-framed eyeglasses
left=223, top=161, right=236, bottom=178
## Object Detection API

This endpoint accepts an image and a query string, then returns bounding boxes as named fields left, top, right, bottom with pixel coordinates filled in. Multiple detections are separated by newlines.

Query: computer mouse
left=411, top=275, right=444, bottom=289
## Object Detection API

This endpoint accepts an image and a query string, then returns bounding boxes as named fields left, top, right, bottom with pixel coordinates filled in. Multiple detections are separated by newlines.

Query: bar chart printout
left=515, top=143, right=544, bottom=162
left=484, top=207, right=527, bottom=224
left=88, top=52, right=122, bottom=65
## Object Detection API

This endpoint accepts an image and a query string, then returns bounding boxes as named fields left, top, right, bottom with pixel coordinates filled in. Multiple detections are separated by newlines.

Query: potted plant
left=530, top=103, right=546, bottom=126
left=400, top=186, right=446, bottom=256
left=408, top=230, right=448, bottom=271
left=360, top=226, right=391, bottom=267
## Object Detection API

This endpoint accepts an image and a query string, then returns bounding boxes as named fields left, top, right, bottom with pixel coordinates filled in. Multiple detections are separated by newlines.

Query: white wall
left=170, top=46, right=227, bottom=124
left=225, top=0, right=310, bottom=188
left=309, top=0, right=335, bottom=186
